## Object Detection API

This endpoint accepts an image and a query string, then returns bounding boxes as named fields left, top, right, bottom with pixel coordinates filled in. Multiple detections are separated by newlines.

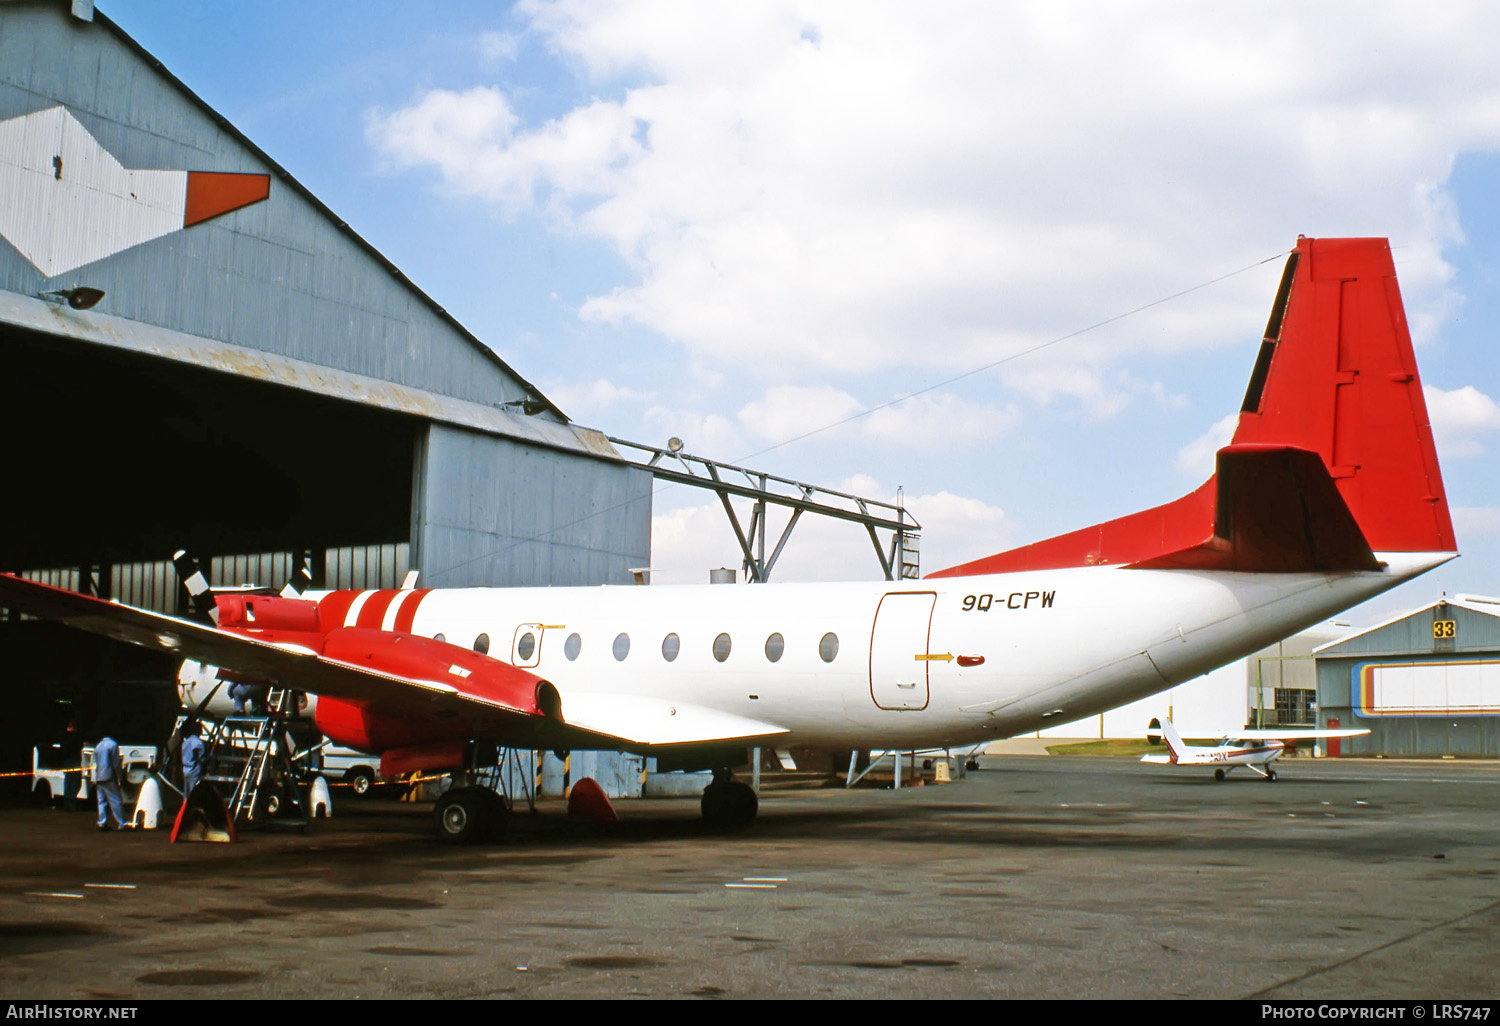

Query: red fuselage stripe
left=356, top=590, right=399, bottom=629
left=393, top=589, right=432, bottom=633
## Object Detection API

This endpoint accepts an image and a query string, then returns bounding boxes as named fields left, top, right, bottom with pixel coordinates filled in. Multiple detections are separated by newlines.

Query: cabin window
left=613, top=633, right=631, bottom=661
left=564, top=633, right=581, bottom=661
left=713, top=632, right=732, bottom=662
left=764, top=633, right=784, bottom=662
left=474, top=633, right=490, bottom=655
left=662, top=633, right=681, bottom=662
left=517, top=632, right=536, bottom=661
left=433, top=633, right=445, bottom=643
left=819, top=632, right=839, bottom=662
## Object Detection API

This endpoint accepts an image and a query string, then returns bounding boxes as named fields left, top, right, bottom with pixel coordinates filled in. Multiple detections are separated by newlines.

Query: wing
left=1228, top=728, right=1370, bottom=741
left=0, top=573, right=788, bottom=750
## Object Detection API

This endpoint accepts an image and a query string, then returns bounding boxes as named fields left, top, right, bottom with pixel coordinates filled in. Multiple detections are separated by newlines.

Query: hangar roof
left=1315, top=595, right=1500, bottom=659
left=0, top=0, right=589, bottom=439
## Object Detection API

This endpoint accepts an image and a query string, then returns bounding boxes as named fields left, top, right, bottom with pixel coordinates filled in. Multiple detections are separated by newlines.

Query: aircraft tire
left=1266, top=769, right=1277, bottom=781
left=1213, top=769, right=1226, bottom=781
left=434, top=787, right=491, bottom=844
left=701, top=780, right=758, bottom=829
left=966, top=760, right=980, bottom=771
left=479, top=788, right=509, bottom=841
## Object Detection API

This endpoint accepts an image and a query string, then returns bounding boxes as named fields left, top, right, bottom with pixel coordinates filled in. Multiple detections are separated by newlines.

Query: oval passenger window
left=713, top=632, right=732, bottom=663
left=764, top=632, right=784, bottom=662
left=819, top=632, right=838, bottom=662
left=662, top=633, right=680, bottom=662
left=613, top=633, right=631, bottom=661
left=473, top=633, right=490, bottom=655
left=564, top=633, right=582, bottom=661
left=517, top=632, right=536, bottom=661
left=433, top=633, right=445, bottom=643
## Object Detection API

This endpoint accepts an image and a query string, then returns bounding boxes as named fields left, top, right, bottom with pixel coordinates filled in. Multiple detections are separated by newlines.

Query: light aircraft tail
left=1159, top=718, right=1186, bottom=763
left=929, top=236, right=1455, bottom=577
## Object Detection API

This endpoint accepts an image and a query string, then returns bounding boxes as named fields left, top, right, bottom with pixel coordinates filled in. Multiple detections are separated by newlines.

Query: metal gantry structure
left=609, top=437, right=922, bottom=583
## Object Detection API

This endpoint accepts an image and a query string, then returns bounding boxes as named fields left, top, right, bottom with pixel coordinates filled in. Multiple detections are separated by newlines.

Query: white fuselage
left=277, top=551, right=1444, bottom=751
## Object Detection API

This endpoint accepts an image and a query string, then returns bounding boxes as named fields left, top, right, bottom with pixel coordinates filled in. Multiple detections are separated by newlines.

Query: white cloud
left=1453, top=506, right=1500, bottom=537
left=641, top=405, right=742, bottom=456
left=366, top=85, right=642, bottom=215
left=543, top=377, right=655, bottom=419
left=736, top=385, right=1020, bottom=449
left=368, top=1, right=1500, bottom=382
left=737, top=385, right=863, bottom=443
left=1176, top=413, right=1239, bottom=477
left=477, top=31, right=519, bottom=64
left=1425, top=384, right=1500, bottom=458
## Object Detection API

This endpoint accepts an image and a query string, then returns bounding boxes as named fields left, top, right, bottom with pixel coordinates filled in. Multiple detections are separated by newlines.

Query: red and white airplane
left=0, top=236, right=1457, bottom=841
left=1140, top=717, right=1369, bottom=781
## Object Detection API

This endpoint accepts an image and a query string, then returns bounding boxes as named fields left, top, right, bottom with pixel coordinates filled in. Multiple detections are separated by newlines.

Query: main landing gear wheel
left=1214, top=769, right=1226, bottom=781
left=700, top=778, right=758, bottom=829
left=1265, top=769, right=1278, bottom=782
left=434, top=786, right=508, bottom=844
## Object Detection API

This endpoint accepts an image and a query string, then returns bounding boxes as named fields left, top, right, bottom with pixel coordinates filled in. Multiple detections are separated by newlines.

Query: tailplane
left=929, top=236, right=1455, bottom=578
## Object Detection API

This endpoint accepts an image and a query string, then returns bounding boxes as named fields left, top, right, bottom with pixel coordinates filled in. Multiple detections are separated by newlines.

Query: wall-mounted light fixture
left=39, top=286, right=105, bottom=310
left=496, top=398, right=547, bottom=416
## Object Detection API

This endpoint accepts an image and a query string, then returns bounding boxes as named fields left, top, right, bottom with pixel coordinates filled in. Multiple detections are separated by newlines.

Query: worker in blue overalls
left=180, top=719, right=207, bottom=799
left=93, top=733, right=127, bottom=831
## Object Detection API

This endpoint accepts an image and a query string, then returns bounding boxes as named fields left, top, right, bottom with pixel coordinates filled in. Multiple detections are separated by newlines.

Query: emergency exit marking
left=1433, top=619, right=1457, bottom=639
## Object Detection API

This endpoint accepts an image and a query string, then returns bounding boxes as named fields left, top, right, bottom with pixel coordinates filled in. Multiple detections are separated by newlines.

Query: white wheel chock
left=132, top=777, right=164, bottom=829
left=309, top=774, right=333, bottom=819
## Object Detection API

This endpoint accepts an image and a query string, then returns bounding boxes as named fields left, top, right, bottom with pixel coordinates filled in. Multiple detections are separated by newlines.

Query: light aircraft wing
left=1222, top=728, right=1369, bottom=741
left=0, top=573, right=788, bottom=750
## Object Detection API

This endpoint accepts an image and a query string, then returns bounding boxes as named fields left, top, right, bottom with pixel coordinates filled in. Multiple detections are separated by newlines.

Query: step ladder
left=201, top=689, right=309, bottom=830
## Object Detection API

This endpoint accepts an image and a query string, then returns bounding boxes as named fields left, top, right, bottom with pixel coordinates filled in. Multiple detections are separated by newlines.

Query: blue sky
left=104, top=1, right=1500, bottom=622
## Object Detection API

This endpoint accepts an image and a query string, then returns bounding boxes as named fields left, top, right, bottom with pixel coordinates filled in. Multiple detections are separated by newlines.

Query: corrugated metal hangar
left=0, top=0, right=651, bottom=783
left=1316, top=596, right=1500, bottom=758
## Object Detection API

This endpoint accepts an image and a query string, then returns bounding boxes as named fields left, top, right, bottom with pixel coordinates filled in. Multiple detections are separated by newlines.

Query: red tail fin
left=928, top=236, right=1455, bottom=578
left=1230, top=237, right=1453, bottom=554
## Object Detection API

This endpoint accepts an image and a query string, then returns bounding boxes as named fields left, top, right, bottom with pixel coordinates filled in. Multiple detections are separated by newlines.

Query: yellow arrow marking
left=915, top=653, right=953, bottom=662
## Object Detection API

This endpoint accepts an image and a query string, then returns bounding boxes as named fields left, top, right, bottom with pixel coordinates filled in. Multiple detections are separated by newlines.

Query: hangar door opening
left=0, top=328, right=418, bottom=583
left=0, top=328, right=419, bottom=795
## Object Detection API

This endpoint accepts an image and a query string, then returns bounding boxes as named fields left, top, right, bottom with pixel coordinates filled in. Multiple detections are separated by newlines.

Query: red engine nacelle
left=312, top=628, right=559, bottom=767
left=214, top=593, right=321, bottom=633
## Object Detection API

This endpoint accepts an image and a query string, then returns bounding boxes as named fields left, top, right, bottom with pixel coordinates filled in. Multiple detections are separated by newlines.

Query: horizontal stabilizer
left=1128, top=445, right=1382, bottom=572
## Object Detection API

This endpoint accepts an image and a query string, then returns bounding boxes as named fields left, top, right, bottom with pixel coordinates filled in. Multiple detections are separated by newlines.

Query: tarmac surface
left=2, top=754, right=1498, bottom=1000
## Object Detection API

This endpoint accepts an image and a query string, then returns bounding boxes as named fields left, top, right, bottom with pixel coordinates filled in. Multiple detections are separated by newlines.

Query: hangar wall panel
left=412, top=424, right=652, bottom=589
left=1316, top=599, right=1500, bottom=757
left=0, top=4, right=541, bottom=413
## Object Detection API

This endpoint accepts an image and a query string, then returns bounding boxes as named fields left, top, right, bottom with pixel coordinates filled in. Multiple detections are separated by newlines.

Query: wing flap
left=558, top=692, right=789, bottom=748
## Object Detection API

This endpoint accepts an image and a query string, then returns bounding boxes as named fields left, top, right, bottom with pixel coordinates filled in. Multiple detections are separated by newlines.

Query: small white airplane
left=1140, top=717, right=1369, bottom=781
left=0, top=236, right=1458, bottom=842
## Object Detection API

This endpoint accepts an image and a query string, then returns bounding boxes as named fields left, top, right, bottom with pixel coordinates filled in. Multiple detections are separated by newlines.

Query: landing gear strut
left=700, top=768, right=757, bottom=829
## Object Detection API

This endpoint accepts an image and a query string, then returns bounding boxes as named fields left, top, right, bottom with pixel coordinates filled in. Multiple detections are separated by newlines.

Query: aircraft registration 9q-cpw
left=0, top=237, right=1457, bottom=842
